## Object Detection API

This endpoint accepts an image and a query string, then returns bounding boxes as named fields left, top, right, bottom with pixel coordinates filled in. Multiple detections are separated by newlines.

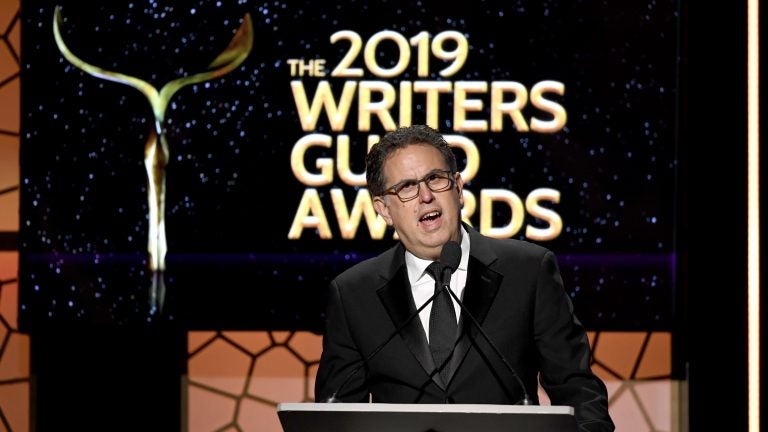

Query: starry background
left=19, top=0, right=680, bottom=332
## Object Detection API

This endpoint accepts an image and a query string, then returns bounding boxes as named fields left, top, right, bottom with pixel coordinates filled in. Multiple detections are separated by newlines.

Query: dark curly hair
left=365, top=125, right=458, bottom=196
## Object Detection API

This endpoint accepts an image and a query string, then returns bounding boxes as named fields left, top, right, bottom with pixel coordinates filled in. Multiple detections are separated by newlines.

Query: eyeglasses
left=384, top=170, right=455, bottom=202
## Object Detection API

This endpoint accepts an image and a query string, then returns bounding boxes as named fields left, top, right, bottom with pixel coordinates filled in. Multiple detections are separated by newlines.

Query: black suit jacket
left=315, top=226, right=614, bottom=432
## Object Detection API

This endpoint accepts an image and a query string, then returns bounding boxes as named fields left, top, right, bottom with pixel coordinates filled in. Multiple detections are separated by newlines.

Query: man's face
left=373, top=143, right=464, bottom=261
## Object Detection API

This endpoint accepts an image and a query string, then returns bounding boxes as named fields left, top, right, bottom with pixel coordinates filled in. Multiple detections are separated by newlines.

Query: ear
left=455, top=172, right=465, bottom=207
left=373, top=196, right=393, bottom=226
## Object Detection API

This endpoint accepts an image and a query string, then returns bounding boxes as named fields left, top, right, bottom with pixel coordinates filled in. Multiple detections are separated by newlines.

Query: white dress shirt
left=405, top=226, right=470, bottom=342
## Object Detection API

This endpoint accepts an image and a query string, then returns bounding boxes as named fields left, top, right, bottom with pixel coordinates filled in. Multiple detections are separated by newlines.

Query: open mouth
left=419, top=210, right=441, bottom=223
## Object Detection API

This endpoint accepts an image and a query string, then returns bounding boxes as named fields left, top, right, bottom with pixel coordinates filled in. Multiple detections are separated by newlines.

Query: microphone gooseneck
left=324, top=284, right=449, bottom=402
left=323, top=242, right=459, bottom=403
left=439, top=246, right=532, bottom=405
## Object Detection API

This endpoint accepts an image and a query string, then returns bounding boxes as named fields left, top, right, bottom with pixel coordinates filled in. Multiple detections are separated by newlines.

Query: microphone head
left=440, top=240, right=461, bottom=273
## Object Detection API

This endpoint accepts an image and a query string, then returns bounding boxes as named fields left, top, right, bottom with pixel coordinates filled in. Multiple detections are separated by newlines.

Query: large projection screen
left=19, top=1, right=681, bottom=342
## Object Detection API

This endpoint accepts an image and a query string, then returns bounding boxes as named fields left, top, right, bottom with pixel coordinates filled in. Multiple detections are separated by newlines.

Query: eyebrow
left=389, top=168, right=449, bottom=188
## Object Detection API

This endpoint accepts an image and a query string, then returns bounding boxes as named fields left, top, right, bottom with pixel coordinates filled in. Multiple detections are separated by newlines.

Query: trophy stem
left=145, top=127, right=169, bottom=314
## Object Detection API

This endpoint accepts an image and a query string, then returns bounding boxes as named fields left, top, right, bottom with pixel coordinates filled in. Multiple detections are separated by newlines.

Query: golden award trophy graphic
left=52, top=6, right=254, bottom=314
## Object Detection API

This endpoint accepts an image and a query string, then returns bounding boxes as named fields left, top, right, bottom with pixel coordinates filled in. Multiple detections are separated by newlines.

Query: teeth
left=420, top=211, right=440, bottom=221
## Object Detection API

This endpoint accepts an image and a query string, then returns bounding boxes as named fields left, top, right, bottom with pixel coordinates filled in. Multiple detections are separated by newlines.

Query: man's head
left=366, top=125, right=464, bottom=261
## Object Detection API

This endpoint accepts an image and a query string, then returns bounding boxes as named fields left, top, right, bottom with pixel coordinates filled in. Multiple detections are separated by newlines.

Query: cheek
left=396, top=201, right=413, bottom=212
left=391, top=203, right=412, bottom=220
left=397, top=203, right=419, bottom=222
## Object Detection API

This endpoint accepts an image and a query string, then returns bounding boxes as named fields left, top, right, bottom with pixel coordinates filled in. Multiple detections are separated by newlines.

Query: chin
left=422, top=232, right=452, bottom=248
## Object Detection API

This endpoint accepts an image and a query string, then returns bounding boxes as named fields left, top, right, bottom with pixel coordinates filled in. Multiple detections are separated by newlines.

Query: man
left=315, top=125, right=614, bottom=432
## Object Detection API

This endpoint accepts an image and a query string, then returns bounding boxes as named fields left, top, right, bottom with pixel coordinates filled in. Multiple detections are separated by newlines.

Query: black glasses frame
left=383, top=169, right=456, bottom=202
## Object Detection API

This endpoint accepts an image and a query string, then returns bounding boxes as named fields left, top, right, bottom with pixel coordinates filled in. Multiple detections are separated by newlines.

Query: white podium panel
left=277, top=403, right=576, bottom=432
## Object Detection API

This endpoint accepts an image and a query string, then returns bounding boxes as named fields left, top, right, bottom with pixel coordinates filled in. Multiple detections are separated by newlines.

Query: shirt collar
left=458, top=225, right=470, bottom=271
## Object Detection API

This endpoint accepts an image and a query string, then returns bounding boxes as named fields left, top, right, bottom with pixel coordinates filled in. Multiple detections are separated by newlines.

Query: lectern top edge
left=277, top=402, right=574, bottom=416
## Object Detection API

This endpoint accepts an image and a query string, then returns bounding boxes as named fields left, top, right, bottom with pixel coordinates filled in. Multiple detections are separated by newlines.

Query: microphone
left=439, top=240, right=532, bottom=405
left=438, top=240, right=461, bottom=287
left=322, top=243, right=458, bottom=403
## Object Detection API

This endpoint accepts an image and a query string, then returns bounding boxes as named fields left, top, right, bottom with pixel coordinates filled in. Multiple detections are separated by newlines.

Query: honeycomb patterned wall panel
left=0, top=0, right=20, bottom=233
left=0, top=0, right=28, bottom=430
left=187, top=331, right=322, bottom=432
left=0, top=253, right=17, bottom=325
left=187, top=330, right=675, bottom=432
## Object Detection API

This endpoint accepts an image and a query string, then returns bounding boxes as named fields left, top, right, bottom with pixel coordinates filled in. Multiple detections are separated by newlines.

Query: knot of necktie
left=426, top=261, right=442, bottom=292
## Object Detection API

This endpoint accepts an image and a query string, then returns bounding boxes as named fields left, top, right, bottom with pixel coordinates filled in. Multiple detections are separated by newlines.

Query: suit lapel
left=374, top=228, right=502, bottom=390
left=376, top=254, right=440, bottom=388
left=445, top=229, right=503, bottom=385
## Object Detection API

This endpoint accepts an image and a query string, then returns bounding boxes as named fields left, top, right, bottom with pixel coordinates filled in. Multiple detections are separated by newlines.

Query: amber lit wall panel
left=0, top=1, right=27, bottom=431
left=187, top=330, right=673, bottom=432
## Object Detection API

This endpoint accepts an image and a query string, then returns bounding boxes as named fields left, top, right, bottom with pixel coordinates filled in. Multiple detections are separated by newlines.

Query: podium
left=277, top=403, right=576, bottom=432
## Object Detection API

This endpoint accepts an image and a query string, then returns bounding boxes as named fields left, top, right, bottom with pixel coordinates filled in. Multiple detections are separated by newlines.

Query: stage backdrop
left=19, top=0, right=680, bottom=337
left=9, top=1, right=686, bottom=431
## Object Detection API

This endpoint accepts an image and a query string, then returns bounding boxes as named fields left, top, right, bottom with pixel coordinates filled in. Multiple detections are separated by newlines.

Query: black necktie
left=427, top=261, right=458, bottom=385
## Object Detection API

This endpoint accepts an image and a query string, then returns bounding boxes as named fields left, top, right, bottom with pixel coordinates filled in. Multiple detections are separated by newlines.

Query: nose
left=418, top=180, right=435, bottom=202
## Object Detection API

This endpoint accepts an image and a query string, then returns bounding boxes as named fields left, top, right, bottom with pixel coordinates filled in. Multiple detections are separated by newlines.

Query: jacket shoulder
left=469, top=227, right=553, bottom=261
left=333, top=242, right=402, bottom=290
